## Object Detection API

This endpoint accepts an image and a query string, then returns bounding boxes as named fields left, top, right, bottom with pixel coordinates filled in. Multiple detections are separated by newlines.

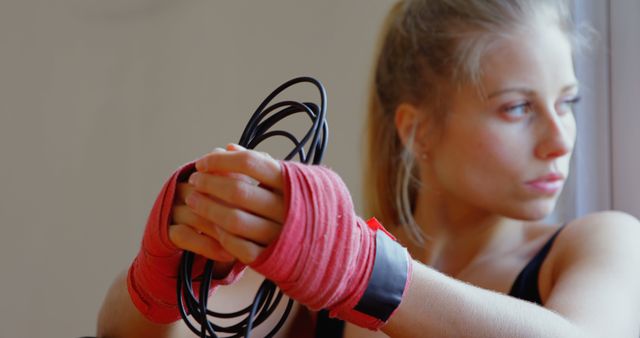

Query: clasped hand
left=169, top=144, right=285, bottom=266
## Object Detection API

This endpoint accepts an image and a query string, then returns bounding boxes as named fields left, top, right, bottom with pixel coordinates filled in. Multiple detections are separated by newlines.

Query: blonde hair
left=364, top=0, right=583, bottom=246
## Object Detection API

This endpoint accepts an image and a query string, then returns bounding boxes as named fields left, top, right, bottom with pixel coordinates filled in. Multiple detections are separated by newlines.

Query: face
left=423, top=23, right=578, bottom=220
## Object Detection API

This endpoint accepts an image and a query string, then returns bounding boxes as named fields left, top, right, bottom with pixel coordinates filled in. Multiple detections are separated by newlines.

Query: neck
left=409, top=188, right=525, bottom=278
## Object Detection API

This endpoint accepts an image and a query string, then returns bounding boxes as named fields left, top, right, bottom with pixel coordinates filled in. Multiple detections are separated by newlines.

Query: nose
left=534, top=108, right=575, bottom=160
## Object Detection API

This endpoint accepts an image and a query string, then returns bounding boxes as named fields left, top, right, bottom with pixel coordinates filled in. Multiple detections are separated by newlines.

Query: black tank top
left=508, top=224, right=565, bottom=303
left=314, top=225, right=566, bottom=338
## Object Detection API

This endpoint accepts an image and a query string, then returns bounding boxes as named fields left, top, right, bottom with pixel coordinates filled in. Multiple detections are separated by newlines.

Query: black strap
left=353, top=231, right=409, bottom=321
left=509, top=224, right=566, bottom=304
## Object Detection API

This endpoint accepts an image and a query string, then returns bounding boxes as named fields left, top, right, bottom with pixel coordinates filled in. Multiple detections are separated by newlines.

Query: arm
left=383, top=211, right=640, bottom=338
left=97, top=149, right=240, bottom=337
left=97, top=270, right=179, bottom=338
left=96, top=263, right=237, bottom=338
left=384, top=261, right=580, bottom=338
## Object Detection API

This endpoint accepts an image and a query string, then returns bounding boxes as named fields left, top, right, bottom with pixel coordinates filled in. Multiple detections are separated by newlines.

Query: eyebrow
left=486, top=83, right=579, bottom=99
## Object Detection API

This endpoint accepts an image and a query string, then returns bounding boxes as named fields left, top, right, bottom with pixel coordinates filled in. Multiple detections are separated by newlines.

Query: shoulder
left=554, top=210, right=640, bottom=262
left=568, top=210, right=640, bottom=231
left=540, top=211, right=640, bottom=334
left=549, top=211, right=640, bottom=275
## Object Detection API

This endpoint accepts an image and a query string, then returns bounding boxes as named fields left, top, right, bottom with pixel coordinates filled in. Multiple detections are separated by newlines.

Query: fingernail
left=227, top=143, right=245, bottom=151
left=188, top=173, right=199, bottom=185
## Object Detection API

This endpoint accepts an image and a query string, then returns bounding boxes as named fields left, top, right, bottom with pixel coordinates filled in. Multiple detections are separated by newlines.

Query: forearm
left=382, top=261, right=588, bottom=338
left=97, top=269, right=179, bottom=338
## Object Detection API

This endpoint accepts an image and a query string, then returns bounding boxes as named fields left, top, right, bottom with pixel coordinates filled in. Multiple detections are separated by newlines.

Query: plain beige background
left=0, top=1, right=395, bottom=337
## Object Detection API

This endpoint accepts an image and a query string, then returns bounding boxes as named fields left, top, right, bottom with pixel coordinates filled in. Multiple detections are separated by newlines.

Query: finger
left=169, top=224, right=235, bottom=262
left=188, top=172, right=285, bottom=224
left=174, top=183, right=194, bottom=205
left=226, top=143, right=244, bottom=151
left=195, top=150, right=283, bottom=191
left=214, top=171, right=259, bottom=187
left=172, top=205, right=220, bottom=239
left=204, top=145, right=265, bottom=188
left=186, top=191, right=282, bottom=246
left=177, top=153, right=257, bottom=205
left=227, top=143, right=274, bottom=162
left=215, top=225, right=264, bottom=264
left=203, top=148, right=260, bottom=187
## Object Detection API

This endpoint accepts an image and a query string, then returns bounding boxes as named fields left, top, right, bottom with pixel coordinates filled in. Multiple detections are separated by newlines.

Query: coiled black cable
left=177, top=76, right=328, bottom=338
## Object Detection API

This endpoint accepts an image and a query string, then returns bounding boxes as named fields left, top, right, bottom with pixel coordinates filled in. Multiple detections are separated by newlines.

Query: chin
left=506, top=199, right=558, bottom=221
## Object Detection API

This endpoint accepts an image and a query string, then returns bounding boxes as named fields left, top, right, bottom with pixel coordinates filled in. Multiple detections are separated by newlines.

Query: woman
left=98, top=0, right=640, bottom=337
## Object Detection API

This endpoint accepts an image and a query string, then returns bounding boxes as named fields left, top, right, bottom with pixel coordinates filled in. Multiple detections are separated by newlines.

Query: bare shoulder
left=549, top=210, right=640, bottom=277
left=554, top=210, right=640, bottom=262
left=541, top=211, right=640, bottom=335
left=568, top=210, right=640, bottom=231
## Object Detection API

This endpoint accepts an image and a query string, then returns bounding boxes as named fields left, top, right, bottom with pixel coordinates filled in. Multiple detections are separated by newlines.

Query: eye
left=557, top=95, right=581, bottom=115
left=502, top=102, right=533, bottom=119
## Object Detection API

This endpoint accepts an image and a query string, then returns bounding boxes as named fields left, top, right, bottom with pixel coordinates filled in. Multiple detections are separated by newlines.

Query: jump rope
left=177, top=76, right=329, bottom=338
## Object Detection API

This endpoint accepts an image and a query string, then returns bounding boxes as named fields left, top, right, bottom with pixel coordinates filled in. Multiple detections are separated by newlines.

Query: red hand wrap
left=127, top=161, right=246, bottom=323
left=250, top=162, right=412, bottom=330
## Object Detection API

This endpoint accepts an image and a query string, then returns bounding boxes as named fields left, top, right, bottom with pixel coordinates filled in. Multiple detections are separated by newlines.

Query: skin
left=97, top=18, right=640, bottom=338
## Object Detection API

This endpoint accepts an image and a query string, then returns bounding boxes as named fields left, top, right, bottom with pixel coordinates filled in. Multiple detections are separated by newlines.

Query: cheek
left=433, top=126, right=529, bottom=200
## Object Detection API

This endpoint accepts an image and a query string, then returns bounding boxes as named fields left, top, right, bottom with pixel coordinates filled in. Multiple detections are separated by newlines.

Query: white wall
left=0, top=1, right=395, bottom=337
left=554, top=0, right=640, bottom=221
left=610, top=0, right=640, bottom=217
left=571, top=0, right=612, bottom=217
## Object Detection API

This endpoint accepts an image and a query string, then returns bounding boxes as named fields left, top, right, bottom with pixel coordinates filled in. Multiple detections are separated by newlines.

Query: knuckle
left=195, top=173, right=211, bottom=191
left=223, top=209, right=244, bottom=233
left=203, top=204, right=218, bottom=223
left=202, top=239, right=220, bottom=258
left=240, top=151, right=259, bottom=171
left=169, top=225, right=188, bottom=246
left=228, top=182, right=250, bottom=204
left=260, top=151, right=272, bottom=160
left=269, top=159, right=282, bottom=175
left=216, top=229, right=230, bottom=248
left=199, top=218, right=216, bottom=233
left=238, top=151, right=252, bottom=166
left=205, top=175, right=220, bottom=193
left=195, top=198, right=212, bottom=219
left=240, top=248, right=257, bottom=265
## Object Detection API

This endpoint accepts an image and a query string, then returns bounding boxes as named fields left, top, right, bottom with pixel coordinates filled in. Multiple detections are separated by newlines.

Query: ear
left=394, top=103, right=430, bottom=154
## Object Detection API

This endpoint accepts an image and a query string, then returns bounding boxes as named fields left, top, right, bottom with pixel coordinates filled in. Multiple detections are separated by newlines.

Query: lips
left=525, top=173, right=565, bottom=195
